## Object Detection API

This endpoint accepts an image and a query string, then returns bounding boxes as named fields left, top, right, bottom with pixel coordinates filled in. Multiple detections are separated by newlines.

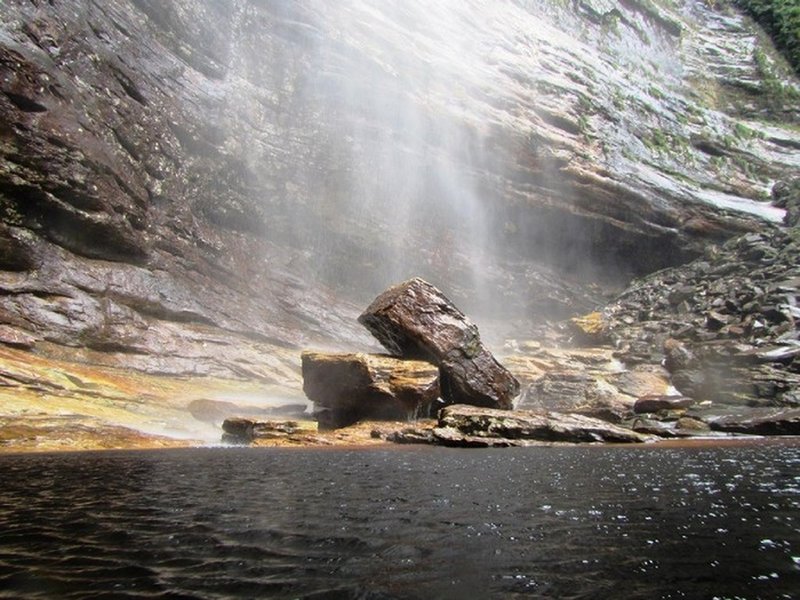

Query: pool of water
left=0, top=442, right=798, bottom=599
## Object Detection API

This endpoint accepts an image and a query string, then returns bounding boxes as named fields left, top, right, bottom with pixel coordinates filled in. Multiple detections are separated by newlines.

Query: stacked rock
left=302, top=278, right=520, bottom=428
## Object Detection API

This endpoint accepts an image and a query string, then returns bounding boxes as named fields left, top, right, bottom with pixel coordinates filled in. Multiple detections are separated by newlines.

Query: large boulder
left=301, top=351, right=440, bottom=428
left=358, top=278, right=520, bottom=409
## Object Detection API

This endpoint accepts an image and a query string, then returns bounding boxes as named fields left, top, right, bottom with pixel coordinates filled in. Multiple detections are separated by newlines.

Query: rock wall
left=1, top=0, right=799, bottom=378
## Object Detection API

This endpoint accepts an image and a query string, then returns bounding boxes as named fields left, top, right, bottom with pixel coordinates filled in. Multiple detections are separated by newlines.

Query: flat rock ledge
left=358, top=278, right=519, bottom=409
left=708, top=408, right=800, bottom=436
left=387, top=404, right=653, bottom=447
left=222, top=417, right=318, bottom=444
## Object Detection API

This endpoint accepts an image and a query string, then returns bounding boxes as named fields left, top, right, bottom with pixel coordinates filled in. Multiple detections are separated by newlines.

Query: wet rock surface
left=301, top=351, right=440, bottom=429
left=0, top=0, right=799, bottom=388
left=633, top=395, right=696, bottom=414
left=388, top=404, right=652, bottom=447
left=221, top=417, right=318, bottom=443
left=708, top=409, right=800, bottom=436
left=359, top=278, right=519, bottom=409
left=0, top=1, right=799, bottom=449
left=188, top=398, right=307, bottom=426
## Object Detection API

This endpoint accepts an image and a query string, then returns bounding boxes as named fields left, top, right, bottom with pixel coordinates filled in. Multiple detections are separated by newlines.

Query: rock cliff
left=1, top=0, right=799, bottom=446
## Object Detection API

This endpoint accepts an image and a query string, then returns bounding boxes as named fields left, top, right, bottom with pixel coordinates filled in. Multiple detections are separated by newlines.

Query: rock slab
left=222, top=417, right=318, bottom=443
left=301, top=351, right=440, bottom=428
left=708, top=409, right=800, bottom=436
left=358, top=278, right=519, bottom=409
left=388, top=404, right=650, bottom=446
left=633, top=395, right=695, bottom=414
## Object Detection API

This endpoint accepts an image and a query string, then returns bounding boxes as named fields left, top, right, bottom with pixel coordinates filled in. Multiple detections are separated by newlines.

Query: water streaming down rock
left=1, top=0, right=800, bottom=443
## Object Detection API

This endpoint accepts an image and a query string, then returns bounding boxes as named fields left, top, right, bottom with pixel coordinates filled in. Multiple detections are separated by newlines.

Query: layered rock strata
left=221, top=417, right=318, bottom=443
left=301, top=351, right=440, bottom=429
left=2, top=0, right=800, bottom=386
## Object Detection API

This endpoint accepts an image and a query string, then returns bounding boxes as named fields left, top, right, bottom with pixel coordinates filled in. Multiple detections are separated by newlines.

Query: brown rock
left=432, top=404, right=650, bottom=445
left=633, top=395, right=695, bottom=414
left=358, top=278, right=519, bottom=409
left=222, top=417, right=318, bottom=443
left=675, top=416, right=710, bottom=431
left=568, top=311, right=607, bottom=343
left=664, top=339, right=697, bottom=372
left=302, top=351, right=440, bottom=428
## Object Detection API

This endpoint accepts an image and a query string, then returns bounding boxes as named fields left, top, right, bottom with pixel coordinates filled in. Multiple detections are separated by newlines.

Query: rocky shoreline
left=3, top=214, right=800, bottom=453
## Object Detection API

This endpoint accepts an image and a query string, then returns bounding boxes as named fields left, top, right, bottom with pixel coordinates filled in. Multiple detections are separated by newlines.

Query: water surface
left=0, top=442, right=798, bottom=599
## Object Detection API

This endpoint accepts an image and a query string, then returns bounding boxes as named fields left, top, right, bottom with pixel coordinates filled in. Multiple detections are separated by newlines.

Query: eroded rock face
left=301, top=351, right=440, bottom=428
left=0, top=0, right=799, bottom=390
left=359, top=278, right=519, bottom=409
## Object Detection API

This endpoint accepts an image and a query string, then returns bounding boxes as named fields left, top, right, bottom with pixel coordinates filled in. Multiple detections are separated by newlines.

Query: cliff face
left=1, top=0, right=799, bottom=380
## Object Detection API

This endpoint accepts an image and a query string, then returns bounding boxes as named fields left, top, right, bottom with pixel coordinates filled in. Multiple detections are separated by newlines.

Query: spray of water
left=214, top=0, right=701, bottom=326
left=217, top=0, right=561, bottom=318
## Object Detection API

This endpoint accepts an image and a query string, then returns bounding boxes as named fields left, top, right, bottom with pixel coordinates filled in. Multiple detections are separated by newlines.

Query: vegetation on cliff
left=735, top=0, right=800, bottom=75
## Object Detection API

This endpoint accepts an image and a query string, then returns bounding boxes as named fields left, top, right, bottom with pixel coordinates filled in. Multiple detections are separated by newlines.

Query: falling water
left=215, top=0, right=581, bottom=316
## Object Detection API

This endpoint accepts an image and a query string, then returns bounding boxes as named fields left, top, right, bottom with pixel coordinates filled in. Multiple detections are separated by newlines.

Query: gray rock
left=708, top=409, right=800, bottom=436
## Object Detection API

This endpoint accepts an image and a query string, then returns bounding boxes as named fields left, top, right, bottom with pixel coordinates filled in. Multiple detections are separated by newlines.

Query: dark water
left=1, top=442, right=799, bottom=600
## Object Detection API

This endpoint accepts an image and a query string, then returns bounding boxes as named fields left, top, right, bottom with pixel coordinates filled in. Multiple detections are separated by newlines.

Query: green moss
left=733, top=122, right=759, bottom=139
left=577, top=114, right=592, bottom=140
left=752, top=47, right=800, bottom=108
left=651, top=129, right=669, bottom=149
left=644, top=129, right=691, bottom=156
left=720, top=133, right=737, bottom=148
left=0, top=195, right=25, bottom=226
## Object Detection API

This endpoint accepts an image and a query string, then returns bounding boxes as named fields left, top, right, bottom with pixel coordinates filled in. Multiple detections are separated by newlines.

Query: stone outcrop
left=510, top=350, right=672, bottom=423
left=1, top=0, right=800, bottom=449
left=633, top=395, right=695, bottom=414
left=630, top=416, right=716, bottom=438
left=708, top=409, right=800, bottom=436
left=301, top=351, right=440, bottom=428
left=388, top=404, right=651, bottom=446
left=359, top=278, right=519, bottom=409
left=221, top=417, right=318, bottom=443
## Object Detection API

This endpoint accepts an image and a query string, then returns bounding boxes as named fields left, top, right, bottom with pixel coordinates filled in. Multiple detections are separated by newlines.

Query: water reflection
left=0, top=442, right=798, bottom=599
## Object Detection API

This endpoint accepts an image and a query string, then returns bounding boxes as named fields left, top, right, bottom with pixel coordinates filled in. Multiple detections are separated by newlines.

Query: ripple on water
left=0, top=443, right=798, bottom=599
